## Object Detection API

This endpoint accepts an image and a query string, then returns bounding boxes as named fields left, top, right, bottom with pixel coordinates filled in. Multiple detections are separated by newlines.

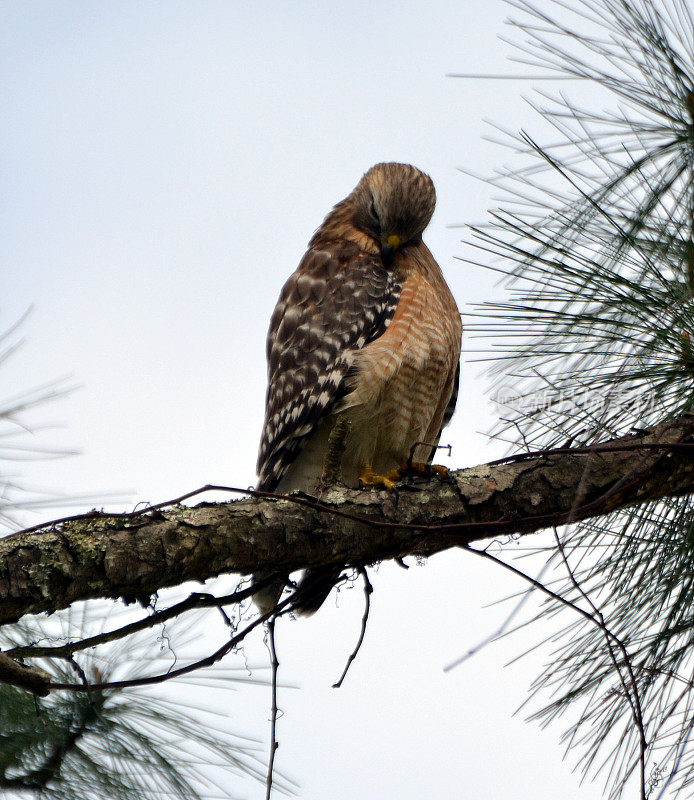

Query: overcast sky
left=2, top=2, right=624, bottom=798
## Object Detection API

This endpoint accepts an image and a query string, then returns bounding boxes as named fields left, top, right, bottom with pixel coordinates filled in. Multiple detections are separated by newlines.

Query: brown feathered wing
left=257, top=239, right=401, bottom=491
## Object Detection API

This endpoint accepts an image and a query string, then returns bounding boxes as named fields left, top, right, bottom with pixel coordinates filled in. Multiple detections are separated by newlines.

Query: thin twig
left=266, top=618, right=279, bottom=800
left=7, top=583, right=268, bottom=659
left=552, top=527, right=647, bottom=800
left=48, top=593, right=296, bottom=693
left=462, top=524, right=655, bottom=798
left=333, top=568, right=373, bottom=688
left=484, top=439, right=694, bottom=468
left=406, top=440, right=452, bottom=472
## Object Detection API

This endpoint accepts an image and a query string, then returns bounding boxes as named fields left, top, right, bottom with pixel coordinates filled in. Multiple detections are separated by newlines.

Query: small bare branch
left=333, top=568, right=373, bottom=688
left=265, top=618, right=280, bottom=800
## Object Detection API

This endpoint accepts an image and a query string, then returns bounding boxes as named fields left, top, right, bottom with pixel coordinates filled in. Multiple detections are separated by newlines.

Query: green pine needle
left=469, top=0, right=694, bottom=797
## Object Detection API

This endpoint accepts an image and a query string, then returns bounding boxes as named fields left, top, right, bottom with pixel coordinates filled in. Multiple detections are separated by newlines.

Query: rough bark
left=1, top=414, right=694, bottom=626
left=0, top=651, right=51, bottom=695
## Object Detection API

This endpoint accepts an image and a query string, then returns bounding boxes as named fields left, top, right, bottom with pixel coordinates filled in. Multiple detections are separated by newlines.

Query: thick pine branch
left=1, top=413, right=694, bottom=628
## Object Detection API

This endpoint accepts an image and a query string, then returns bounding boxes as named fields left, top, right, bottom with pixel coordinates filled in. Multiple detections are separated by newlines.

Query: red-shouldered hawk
left=255, top=162, right=462, bottom=615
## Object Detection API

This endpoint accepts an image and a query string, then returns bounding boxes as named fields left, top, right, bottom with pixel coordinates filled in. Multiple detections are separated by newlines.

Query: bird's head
left=352, top=162, right=436, bottom=262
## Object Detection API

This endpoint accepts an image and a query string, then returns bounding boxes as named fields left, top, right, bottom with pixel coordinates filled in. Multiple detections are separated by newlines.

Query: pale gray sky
left=3, top=2, right=614, bottom=798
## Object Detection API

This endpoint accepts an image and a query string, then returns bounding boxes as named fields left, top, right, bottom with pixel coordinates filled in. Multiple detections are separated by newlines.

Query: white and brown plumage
left=256, top=162, right=462, bottom=614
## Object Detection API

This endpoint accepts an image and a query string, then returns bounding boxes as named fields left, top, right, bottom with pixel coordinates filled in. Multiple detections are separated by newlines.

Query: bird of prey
left=255, top=162, right=462, bottom=615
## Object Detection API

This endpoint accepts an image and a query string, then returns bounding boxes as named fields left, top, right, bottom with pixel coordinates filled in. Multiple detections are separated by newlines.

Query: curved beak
left=381, top=243, right=395, bottom=263
left=381, top=233, right=401, bottom=264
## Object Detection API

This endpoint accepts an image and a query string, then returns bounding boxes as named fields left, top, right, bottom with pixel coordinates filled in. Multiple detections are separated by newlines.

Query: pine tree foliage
left=469, top=1, right=694, bottom=796
left=0, top=322, right=279, bottom=800
left=0, top=613, right=280, bottom=800
left=0, top=313, right=77, bottom=533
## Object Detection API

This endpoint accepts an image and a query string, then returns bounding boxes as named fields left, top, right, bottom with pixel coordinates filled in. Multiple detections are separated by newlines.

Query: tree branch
left=2, top=414, right=694, bottom=628
left=0, top=651, right=51, bottom=695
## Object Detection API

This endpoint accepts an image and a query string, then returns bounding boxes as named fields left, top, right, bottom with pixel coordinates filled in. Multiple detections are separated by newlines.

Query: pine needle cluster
left=468, top=1, right=694, bottom=796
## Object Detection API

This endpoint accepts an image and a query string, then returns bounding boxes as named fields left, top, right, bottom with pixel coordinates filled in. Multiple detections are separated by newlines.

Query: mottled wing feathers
left=256, top=240, right=401, bottom=491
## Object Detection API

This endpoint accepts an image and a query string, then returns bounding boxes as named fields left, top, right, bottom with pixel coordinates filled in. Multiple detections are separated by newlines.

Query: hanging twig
left=333, top=568, right=373, bottom=689
left=552, top=527, right=648, bottom=800
left=265, top=617, right=279, bottom=800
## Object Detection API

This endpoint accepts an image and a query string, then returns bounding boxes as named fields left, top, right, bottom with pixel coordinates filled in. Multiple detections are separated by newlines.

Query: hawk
left=255, top=162, right=462, bottom=614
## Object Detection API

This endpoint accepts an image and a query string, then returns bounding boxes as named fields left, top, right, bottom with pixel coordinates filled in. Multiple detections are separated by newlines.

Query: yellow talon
left=398, top=460, right=450, bottom=479
left=430, top=464, right=450, bottom=479
left=358, top=461, right=450, bottom=491
left=358, top=466, right=398, bottom=492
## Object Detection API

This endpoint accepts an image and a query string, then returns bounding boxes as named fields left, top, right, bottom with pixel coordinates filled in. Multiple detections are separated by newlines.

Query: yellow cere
left=386, top=234, right=402, bottom=249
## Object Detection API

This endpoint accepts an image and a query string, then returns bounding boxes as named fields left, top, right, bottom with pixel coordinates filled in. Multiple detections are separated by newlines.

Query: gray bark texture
left=1, top=414, right=694, bottom=627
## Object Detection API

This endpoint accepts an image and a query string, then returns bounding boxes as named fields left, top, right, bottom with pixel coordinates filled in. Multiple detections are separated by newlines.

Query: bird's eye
left=368, top=199, right=381, bottom=233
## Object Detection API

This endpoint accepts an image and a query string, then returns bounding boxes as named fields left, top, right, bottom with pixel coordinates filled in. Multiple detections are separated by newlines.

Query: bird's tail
left=292, top=566, right=342, bottom=616
left=252, top=572, right=285, bottom=616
